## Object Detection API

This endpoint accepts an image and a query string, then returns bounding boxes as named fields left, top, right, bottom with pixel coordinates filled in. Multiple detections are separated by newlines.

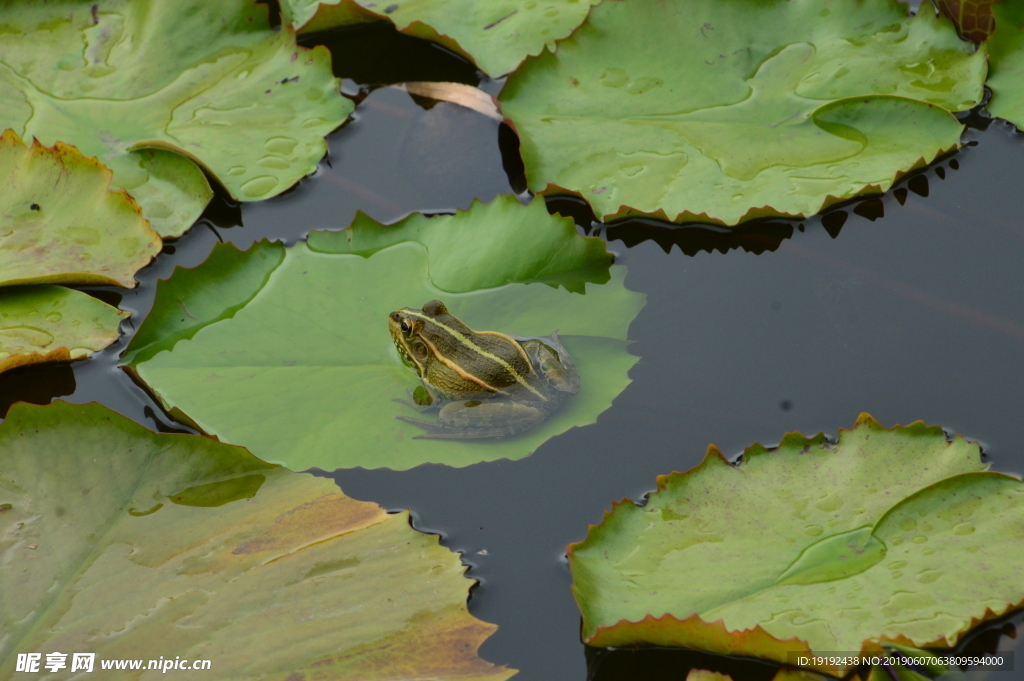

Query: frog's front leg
left=399, top=399, right=546, bottom=439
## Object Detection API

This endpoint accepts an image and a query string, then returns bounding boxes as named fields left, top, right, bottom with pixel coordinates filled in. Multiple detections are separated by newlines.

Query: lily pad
left=0, top=0, right=352, bottom=238
left=283, top=0, right=600, bottom=77
left=0, top=286, right=127, bottom=375
left=569, top=415, right=1024, bottom=676
left=987, top=0, right=1024, bottom=129
left=125, top=196, right=645, bottom=470
left=500, top=0, right=984, bottom=226
left=0, top=400, right=514, bottom=681
left=1, top=130, right=160, bottom=288
left=306, top=194, right=612, bottom=293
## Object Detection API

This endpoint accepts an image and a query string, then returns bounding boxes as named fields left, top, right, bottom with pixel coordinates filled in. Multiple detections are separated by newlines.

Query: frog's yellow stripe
left=405, top=310, right=548, bottom=401
left=417, top=335, right=505, bottom=394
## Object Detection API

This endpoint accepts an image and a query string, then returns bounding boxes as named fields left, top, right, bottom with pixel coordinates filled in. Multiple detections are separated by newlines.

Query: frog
left=388, top=300, right=580, bottom=439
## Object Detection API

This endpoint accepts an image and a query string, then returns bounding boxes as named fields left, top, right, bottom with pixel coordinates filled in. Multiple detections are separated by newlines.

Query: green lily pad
left=306, top=194, right=613, bottom=293
left=1, top=130, right=160, bottom=288
left=284, top=0, right=600, bottom=77
left=500, top=0, right=983, bottom=226
left=0, top=286, right=127, bottom=375
left=122, top=238, right=285, bottom=367
left=0, top=0, right=352, bottom=238
left=569, top=415, right=1024, bottom=676
left=125, top=196, right=645, bottom=470
left=0, top=400, right=514, bottom=681
left=987, top=0, right=1024, bottom=129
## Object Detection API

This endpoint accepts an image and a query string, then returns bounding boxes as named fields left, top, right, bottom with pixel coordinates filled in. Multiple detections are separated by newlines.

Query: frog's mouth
left=390, top=325, right=423, bottom=376
left=395, top=342, right=418, bottom=372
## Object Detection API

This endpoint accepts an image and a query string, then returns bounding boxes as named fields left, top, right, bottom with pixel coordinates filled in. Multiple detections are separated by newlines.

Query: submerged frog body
left=388, top=300, right=580, bottom=439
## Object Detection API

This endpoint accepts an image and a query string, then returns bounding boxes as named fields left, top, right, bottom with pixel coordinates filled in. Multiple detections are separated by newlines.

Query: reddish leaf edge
left=0, top=400, right=519, bottom=681
left=0, top=129, right=162, bottom=286
left=568, top=413, right=1015, bottom=677
left=0, top=348, right=73, bottom=377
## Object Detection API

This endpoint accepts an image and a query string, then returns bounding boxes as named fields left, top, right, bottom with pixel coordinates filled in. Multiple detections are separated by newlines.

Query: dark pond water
left=5, top=21, right=1024, bottom=681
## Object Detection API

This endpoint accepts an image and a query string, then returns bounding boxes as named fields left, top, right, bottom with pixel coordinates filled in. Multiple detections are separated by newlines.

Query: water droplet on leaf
left=241, top=175, right=278, bottom=198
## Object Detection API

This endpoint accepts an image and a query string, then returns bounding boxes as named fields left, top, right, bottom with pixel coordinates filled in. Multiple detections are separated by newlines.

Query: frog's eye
left=400, top=321, right=411, bottom=334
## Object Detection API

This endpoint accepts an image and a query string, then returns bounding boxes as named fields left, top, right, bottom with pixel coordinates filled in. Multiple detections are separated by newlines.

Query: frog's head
left=389, top=301, right=449, bottom=376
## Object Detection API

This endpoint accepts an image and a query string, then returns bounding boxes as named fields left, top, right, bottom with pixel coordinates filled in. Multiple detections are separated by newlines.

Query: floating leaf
left=935, top=0, right=999, bottom=43
left=0, top=131, right=160, bottom=288
left=987, top=0, right=1024, bottom=128
left=306, top=195, right=612, bottom=293
left=569, top=415, right=1024, bottom=676
left=0, top=0, right=352, bottom=237
left=283, top=0, right=600, bottom=77
left=0, top=286, right=127, bottom=375
left=0, top=401, right=514, bottom=681
left=125, top=196, right=645, bottom=470
left=500, top=0, right=984, bottom=226
left=122, top=239, right=285, bottom=367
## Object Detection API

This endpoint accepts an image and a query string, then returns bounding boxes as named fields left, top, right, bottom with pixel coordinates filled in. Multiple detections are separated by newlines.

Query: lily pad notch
left=500, top=0, right=984, bottom=226
left=569, top=414, right=1024, bottom=676
left=0, top=0, right=353, bottom=238
left=0, top=131, right=154, bottom=374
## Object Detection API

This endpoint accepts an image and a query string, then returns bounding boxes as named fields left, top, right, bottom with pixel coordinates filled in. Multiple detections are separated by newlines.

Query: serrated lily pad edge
left=568, top=414, right=1024, bottom=676
left=1, top=129, right=163, bottom=287
left=504, top=97, right=963, bottom=227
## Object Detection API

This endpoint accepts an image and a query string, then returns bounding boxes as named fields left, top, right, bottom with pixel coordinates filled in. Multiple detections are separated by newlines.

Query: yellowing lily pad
left=0, top=0, right=352, bottom=237
left=500, top=0, right=984, bottom=226
left=284, top=0, right=600, bottom=77
left=124, top=196, right=645, bottom=470
left=0, top=130, right=160, bottom=288
left=0, top=286, right=127, bottom=375
left=569, top=415, right=1024, bottom=676
left=0, top=400, right=514, bottom=681
left=987, top=0, right=1024, bottom=129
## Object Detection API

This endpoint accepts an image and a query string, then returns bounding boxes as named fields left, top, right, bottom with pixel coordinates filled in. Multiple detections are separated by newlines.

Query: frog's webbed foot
left=392, top=397, right=435, bottom=412
left=396, top=415, right=523, bottom=440
left=398, top=399, right=546, bottom=439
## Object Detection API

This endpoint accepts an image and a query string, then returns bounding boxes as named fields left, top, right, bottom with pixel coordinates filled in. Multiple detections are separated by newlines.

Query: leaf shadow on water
left=299, top=20, right=483, bottom=91
left=0, top=363, right=75, bottom=418
left=534, top=97, right=996, bottom=260
left=548, top=144, right=972, bottom=257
